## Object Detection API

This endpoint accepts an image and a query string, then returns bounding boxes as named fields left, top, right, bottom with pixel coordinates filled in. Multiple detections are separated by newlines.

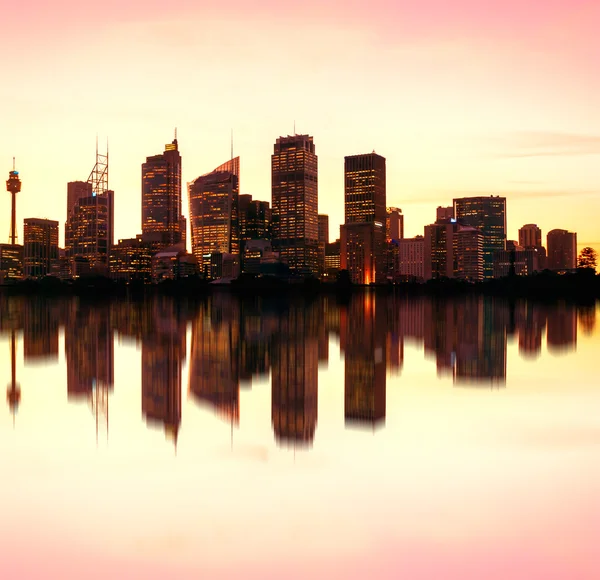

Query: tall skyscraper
left=519, top=224, right=542, bottom=248
left=142, top=137, right=184, bottom=249
left=271, top=134, right=319, bottom=275
left=65, top=146, right=114, bottom=274
left=547, top=229, right=577, bottom=270
left=188, top=157, right=240, bottom=274
left=386, top=207, right=403, bottom=240
left=454, top=196, right=506, bottom=279
left=341, top=152, right=387, bottom=284
left=23, top=218, right=59, bottom=278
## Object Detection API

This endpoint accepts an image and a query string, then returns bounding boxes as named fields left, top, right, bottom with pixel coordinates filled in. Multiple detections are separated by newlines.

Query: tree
left=577, top=247, right=598, bottom=270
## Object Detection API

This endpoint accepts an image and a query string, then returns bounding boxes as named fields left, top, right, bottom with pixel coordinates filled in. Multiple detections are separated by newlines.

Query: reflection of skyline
left=0, top=295, right=592, bottom=448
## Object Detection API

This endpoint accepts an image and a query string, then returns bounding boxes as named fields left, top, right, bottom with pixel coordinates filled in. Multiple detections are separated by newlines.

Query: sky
left=1, top=0, right=599, bottom=250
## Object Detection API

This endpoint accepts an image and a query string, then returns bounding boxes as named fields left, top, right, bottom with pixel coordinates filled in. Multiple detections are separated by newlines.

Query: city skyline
left=1, top=2, right=599, bottom=255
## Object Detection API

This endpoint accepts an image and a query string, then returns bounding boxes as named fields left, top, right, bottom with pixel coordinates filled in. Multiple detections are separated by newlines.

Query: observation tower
left=6, top=158, right=21, bottom=244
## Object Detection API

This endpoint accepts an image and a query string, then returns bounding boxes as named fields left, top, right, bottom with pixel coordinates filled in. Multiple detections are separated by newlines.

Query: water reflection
left=0, top=294, right=593, bottom=449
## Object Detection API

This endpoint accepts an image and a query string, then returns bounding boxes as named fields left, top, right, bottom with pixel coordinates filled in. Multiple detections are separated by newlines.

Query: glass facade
left=188, top=157, right=240, bottom=275
left=271, top=135, right=319, bottom=275
left=453, top=196, right=506, bottom=279
left=142, top=139, right=183, bottom=249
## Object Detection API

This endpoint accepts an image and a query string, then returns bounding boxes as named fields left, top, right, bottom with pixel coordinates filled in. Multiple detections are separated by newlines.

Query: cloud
left=492, top=131, right=600, bottom=158
left=402, top=189, right=600, bottom=205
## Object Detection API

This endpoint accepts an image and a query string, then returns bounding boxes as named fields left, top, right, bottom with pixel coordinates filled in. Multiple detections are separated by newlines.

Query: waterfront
left=1, top=294, right=599, bottom=579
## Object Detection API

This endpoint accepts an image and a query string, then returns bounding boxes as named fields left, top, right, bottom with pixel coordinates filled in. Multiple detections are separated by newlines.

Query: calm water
left=1, top=294, right=599, bottom=580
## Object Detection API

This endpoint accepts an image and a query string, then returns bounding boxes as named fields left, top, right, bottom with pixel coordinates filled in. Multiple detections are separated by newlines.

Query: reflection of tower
left=517, top=303, right=547, bottom=358
left=342, top=294, right=386, bottom=427
left=189, top=296, right=240, bottom=424
left=141, top=299, right=185, bottom=445
left=23, top=300, right=59, bottom=363
left=6, top=330, right=21, bottom=425
left=6, top=158, right=21, bottom=244
left=271, top=303, right=319, bottom=447
left=65, top=302, right=114, bottom=439
left=547, top=303, right=577, bottom=353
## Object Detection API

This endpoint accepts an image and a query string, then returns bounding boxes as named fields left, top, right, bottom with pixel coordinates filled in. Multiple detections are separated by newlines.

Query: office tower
left=547, top=229, right=577, bottom=270
left=141, top=137, right=184, bottom=249
left=271, top=134, right=319, bottom=275
left=455, top=227, right=484, bottom=281
left=453, top=196, right=506, bottom=279
left=23, top=218, right=59, bottom=278
left=239, top=194, right=271, bottom=241
left=341, top=153, right=387, bottom=284
left=436, top=206, right=454, bottom=221
left=318, top=214, right=329, bottom=277
left=65, top=146, right=114, bottom=274
left=386, top=207, right=403, bottom=240
left=0, top=244, right=23, bottom=281
left=6, top=159, right=21, bottom=245
left=324, top=239, right=341, bottom=279
left=271, top=304, right=319, bottom=447
left=109, top=236, right=153, bottom=282
left=397, top=236, right=424, bottom=280
left=519, top=224, right=542, bottom=248
left=188, top=157, right=240, bottom=275
left=342, top=294, right=386, bottom=426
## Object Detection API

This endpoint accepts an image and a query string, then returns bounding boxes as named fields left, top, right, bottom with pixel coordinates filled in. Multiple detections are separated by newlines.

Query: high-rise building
left=188, top=157, right=240, bottom=275
left=454, top=196, right=506, bottom=279
left=318, top=214, right=329, bottom=277
left=142, top=138, right=184, bottom=249
left=23, top=218, right=59, bottom=278
left=519, top=224, right=542, bottom=248
left=109, top=236, right=153, bottom=282
left=341, top=153, right=387, bottom=284
left=386, top=207, right=403, bottom=240
left=0, top=244, right=23, bottom=282
left=65, top=147, right=114, bottom=274
left=436, top=206, right=454, bottom=221
left=547, top=229, right=577, bottom=270
left=239, top=195, right=271, bottom=241
left=397, top=236, right=424, bottom=281
left=271, top=134, right=319, bottom=275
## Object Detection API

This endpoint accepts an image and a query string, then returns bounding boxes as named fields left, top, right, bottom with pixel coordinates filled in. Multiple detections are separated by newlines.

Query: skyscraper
left=454, top=196, right=506, bottom=279
left=341, top=153, right=387, bottom=284
left=142, top=137, right=184, bottom=249
left=518, top=224, right=542, bottom=248
left=318, top=214, right=329, bottom=277
left=547, top=229, right=577, bottom=270
left=188, top=157, right=240, bottom=274
left=23, top=218, right=59, bottom=278
left=386, top=207, right=403, bottom=240
left=271, top=134, right=319, bottom=275
left=65, top=146, right=114, bottom=274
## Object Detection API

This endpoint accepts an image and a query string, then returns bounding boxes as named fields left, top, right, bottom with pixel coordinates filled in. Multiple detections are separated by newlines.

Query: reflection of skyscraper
left=23, top=299, right=59, bottom=363
left=516, top=302, right=546, bottom=358
left=271, top=135, right=319, bottom=275
left=188, top=157, right=240, bottom=274
left=271, top=304, right=319, bottom=446
left=189, top=296, right=240, bottom=423
left=142, top=138, right=185, bottom=249
left=342, top=294, right=386, bottom=426
left=547, top=303, right=577, bottom=353
left=141, top=299, right=185, bottom=443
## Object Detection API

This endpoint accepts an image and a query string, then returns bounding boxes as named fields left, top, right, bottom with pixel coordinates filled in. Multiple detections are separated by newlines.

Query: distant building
left=207, top=252, right=240, bottom=280
left=109, top=236, right=153, bottom=282
left=547, top=229, right=577, bottom=270
left=436, top=206, right=454, bottom=221
left=271, top=134, right=319, bottom=275
left=23, top=218, right=59, bottom=278
left=453, top=196, right=506, bottom=279
left=142, top=137, right=185, bottom=250
left=518, top=224, right=542, bottom=249
left=239, top=194, right=271, bottom=242
left=386, top=207, right=403, bottom=240
left=151, top=245, right=199, bottom=282
left=324, top=240, right=341, bottom=280
left=318, top=214, right=329, bottom=278
left=341, top=153, right=387, bottom=284
left=493, top=245, right=545, bottom=278
left=397, top=236, right=424, bottom=281
left=0, top=244, right=23, bottom=282
left=243, top=239, right=273, bottom=274
left=188, top=157, right=240, bottom=277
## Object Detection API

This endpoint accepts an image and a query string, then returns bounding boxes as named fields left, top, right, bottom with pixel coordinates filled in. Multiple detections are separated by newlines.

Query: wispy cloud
left=492, top=131, right=600, bottom=158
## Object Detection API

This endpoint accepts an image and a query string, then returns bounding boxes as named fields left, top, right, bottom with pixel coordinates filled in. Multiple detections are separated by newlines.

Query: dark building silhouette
left=142, top=138, right=185, bottom=250
left=546, top=303, right=577, bottom=353
left=547, top=229, right=577, bottom=270
left=271, top=134, right=319, bottom=275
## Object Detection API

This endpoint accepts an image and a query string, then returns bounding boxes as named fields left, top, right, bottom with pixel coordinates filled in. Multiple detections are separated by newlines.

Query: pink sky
left=0, top=0, right=599, bottom=249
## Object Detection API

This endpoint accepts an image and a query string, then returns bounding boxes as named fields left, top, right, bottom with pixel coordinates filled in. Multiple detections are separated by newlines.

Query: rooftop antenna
left=12, top=157, right=15, bottom=171
left=174, top=127, right=178, bottom=142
